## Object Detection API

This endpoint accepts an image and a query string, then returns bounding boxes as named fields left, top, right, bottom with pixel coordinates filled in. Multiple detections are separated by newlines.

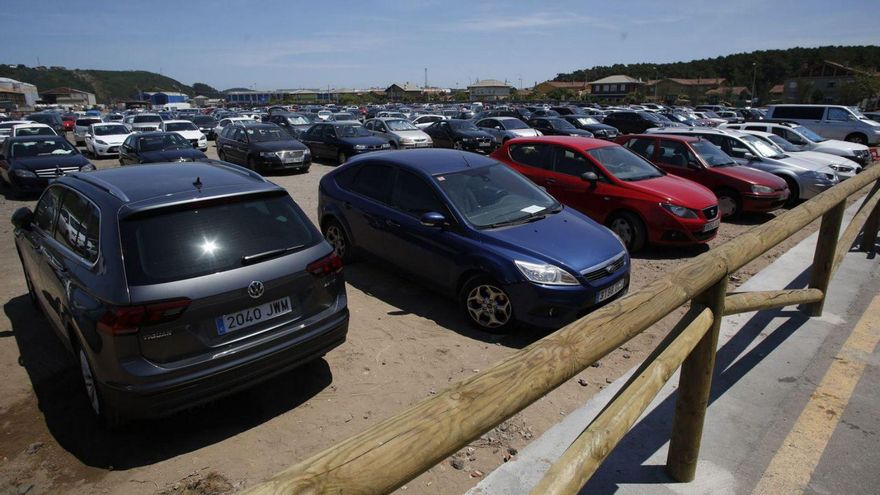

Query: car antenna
left=193, top=176, right=203, bottom=190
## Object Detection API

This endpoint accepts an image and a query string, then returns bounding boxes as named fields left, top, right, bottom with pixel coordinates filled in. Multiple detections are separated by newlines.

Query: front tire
left=845, top=133, right=868, bottom=145
left=460, top=275, right=516, bottom=333
left=338, top=151, right=347, bottom=165
left=608, top=212, right=647, bottom=252
left=715, top=189, right=742, bottom=219
left=781, top=176, right=800, bottom=208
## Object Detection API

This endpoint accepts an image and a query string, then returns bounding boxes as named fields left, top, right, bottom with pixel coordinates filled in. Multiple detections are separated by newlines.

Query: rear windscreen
left=120, top=194, right=318, bottom=285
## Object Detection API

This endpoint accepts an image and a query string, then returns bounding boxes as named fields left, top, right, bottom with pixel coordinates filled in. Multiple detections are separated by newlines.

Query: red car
left=616, top=134, right=789, bottom=218
left=491, top=136, right=719, bottom=252
left=61, top=114, right=76, bottom=132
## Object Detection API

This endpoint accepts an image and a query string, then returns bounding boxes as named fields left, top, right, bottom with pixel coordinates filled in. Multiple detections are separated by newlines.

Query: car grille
left=703, top=206, right=718, bottom=219
left=277, top=150, right=305, bottom=160
left=35, top=166, right=79, bottom=178
left=581, top=254, right=626, bottom=282
left=135, top=126, right=158, bottom=132
left=107, top=146, right=119, bottom=153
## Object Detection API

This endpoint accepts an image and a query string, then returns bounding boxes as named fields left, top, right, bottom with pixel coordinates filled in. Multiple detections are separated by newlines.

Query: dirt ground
left=0, top=137, right=852, bottom=495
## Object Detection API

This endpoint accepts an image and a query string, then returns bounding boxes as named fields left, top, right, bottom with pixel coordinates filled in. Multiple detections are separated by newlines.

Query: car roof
left=5, top=135, right=67, bottom=143
left=351, top=148, right=499, bottom=176
left=61, top=161, right=277, bottom=207
left=12, top=123, right=51, bottom=128
left=629, top=133, right=700, bottom=143
left=508, top=135, right=615, bottom=150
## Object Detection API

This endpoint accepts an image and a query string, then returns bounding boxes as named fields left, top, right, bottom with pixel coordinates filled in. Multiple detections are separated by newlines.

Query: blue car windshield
left=434, top=164, right=560, bottom=228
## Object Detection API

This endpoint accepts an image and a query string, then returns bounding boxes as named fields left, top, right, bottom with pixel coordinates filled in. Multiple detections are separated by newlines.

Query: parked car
left=189, top=115, right=219, bottom=139
left=300, top=122, right=391, bottom=164
left=24, top=112, right=66, bottom=135
left=721, top=122, right=872, bottom=167
left=0, top=136, right=95, bottom=195
left=160, top=120, right=208, bottom=151
left=764, top=104, right=880, bottom=145
left=646, top=127, right=838, bottom=206
left=559, top=115, right=620, bottom=140
left=617, top=134, right=789, bottom=218
left=317, top=149, right=629, bottom=331
left=62, top=114, right=76, bottom=132
left=11, top=123, right=58, bottom=139
left=73, top=117, right=103, bottom=144
left=422, top=119, right=496, bottom=153
left=0, top=121, right=34, bottom=146
left=216, top=123, right=311, bottom=173
left=526, top=117, right=593, bottom=137
left=411, top=114, right=447, bottom=129
left=740, top=130, right=861, bottom=179
left=104, top=113, right=124, bottom=123
left=119, top=132, right=208, bottom=165
left=125, top=113, right=163, bottom=133
left=491, top=136, right=720, bottom=252
left=474, top=117, right=542, bottom=144
left=11, top=161, right=348, bottom=425
left=266, top=113, right=317, bottom=139
left=602, top=111, right=666, bottom=134
left=213, top=117, right=255, bottom=140
left=84, top=123, right=132, bottom=157
left=363, top=118, right=433, bottom=149
left=716, top=110, right=744, bottom=124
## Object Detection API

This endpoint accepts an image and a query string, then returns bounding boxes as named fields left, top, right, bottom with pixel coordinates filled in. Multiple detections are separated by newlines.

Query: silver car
left=74, top=117, right=103, bottom=144
left=124, top=113, right=164, bottom=133
left=646, top=127, right=838, bottom=204
left=765, top=104, right=880, bottom=145
left=474, top=117, right=542, bottom=144
left=721, top=122, right=872, bottom=167
left=363, top=118, right=433, bottom=149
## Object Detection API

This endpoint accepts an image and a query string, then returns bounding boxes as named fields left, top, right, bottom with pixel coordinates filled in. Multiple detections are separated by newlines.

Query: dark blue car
left=317, top=149, right=630, bottom=332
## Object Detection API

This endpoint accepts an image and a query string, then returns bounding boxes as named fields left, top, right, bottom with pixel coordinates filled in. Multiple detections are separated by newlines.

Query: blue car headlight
left=80, top=163, right=97, bottom=172
left=514, top=260, right=579, bottom=286
left=12, top=169, right=37, bottom=178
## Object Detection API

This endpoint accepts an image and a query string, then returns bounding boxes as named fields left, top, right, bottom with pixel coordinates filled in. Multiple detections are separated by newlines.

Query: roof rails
left=66, top=172, right=130, bottom=202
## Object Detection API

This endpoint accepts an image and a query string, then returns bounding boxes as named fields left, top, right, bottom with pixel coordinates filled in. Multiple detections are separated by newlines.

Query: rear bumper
left=100, top=308, right=349, bottom=418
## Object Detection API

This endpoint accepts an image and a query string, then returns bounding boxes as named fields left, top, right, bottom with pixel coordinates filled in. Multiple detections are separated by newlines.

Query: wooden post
left=859, top=181, right=880, bottom=253
left=666, top=277, right=726, bottom=482
left=807, top=201, right=846, bottom=316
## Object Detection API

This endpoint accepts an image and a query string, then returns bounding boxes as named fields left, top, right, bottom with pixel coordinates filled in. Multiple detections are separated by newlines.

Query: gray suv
left=12, top=161, right=348, bottom=426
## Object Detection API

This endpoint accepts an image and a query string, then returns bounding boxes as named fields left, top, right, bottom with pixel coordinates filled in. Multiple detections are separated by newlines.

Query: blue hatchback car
left=318, top=149, right=630, bottom=332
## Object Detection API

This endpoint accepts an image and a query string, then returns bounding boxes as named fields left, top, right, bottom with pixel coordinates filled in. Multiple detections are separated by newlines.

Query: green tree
left=836, top=75, right=880, bottom=105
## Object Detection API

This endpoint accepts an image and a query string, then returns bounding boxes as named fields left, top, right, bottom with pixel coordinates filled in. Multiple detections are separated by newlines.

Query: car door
left=531, top=119, right=553, bottom=135
left=506, top=142, right=556, bottom=189
left=383, top=169, right=466, bottom=290
left=18, top=186, right=65, bottom=323
left=343, top=163, right=398, bottom=255
left=41, top=188, right=100, bottom=334
left=654, top=139, right=704, bottom=184
left=820, top=107, right=851, bottom=140
left=476, top=119, right=502, bottom=143
left=230, top=127, right=249, bottom=163
left=545, top=145, right=611, bottom=222
left=431, top=121, right=454, bottom=148
left=119, top=136, right=136, bottom=165
left=323, top=125, right=341, bottom=158
left=300, top=124, right=325, bottom=159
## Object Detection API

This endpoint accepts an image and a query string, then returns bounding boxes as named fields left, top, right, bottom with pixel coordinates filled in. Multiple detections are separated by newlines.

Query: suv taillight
left=307, top=253, right=343, bottom=277
left=97, top=298, right=191, bottom=336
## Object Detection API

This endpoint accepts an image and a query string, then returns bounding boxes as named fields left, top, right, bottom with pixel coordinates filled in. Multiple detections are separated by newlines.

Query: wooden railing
left=243, top=164, right=880, bottom=495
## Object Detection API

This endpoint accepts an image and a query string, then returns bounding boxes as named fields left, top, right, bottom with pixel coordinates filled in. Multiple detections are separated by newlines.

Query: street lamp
left=751, top=62, right=757, bottom=106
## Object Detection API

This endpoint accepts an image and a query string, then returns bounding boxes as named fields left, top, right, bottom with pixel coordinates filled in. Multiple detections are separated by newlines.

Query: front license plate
left=479, top=142, right=491, bottom=147
left=702, top=218, right=721, bottom=232
left=215, top=296, right=294, bottom=335
left=281, top=156, right=304, bottom=164
left=596, top=278, right=626, bottom=303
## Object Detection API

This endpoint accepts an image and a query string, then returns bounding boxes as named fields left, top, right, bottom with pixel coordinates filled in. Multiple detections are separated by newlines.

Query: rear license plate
left=281, top=156, right=303, bottom=164
left=479, top=142, right=491, bottom=147
left=215, top=296, right=294, bottom=335
left=702, top=218, right=721, bottom=232
left=596, top=278, right=626, bottom=303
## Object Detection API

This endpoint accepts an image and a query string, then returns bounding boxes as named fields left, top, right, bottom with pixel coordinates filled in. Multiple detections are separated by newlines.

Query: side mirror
left=11, top=207, right=34, bottom=230
left=687, top=159, right=702, bottom=170
left=743, top=152, right=757, bottom=161
left=420, top=211, right=446, bottom=228
left=581, top=171, right=599, bottom=184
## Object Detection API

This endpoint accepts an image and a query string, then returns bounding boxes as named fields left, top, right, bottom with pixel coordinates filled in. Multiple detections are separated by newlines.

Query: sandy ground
left=0, top=136, right=852, bottom=495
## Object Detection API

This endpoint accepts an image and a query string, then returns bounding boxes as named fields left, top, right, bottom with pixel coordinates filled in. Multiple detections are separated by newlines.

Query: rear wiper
left=241, top=245, right=305, bottom=265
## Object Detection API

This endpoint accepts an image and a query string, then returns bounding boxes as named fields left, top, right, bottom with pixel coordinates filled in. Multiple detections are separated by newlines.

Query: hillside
left=553, top=45, right=880, bottom=99
left=0, top=65, right=194, bottom=103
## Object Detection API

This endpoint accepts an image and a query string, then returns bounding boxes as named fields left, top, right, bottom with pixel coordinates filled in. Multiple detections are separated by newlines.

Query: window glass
left=554, top=148, right=592, bottom=176
left=827, top=107, right=850, bottom=121
left=586, top=146, right=663, bottom=181
left=350, top=164, right=395, bottom=203
left=623, top=138, right=655, bottom=160
left=54, top=191, right=100, bottom=262
left=509, top=143, right=553, bottom=170
left=393, top=170, right=445, bottom=217
left=656, top=140, right=694, bottom=167
left=779, top=128, right=806, bottom=145
left=34, top=186, right=64, bottom=232
left=120, top=194, right=316, bottom=285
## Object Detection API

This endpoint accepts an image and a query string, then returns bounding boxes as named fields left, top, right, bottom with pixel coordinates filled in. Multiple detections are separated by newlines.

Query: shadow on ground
left=3, top=294, right=333, bottom=470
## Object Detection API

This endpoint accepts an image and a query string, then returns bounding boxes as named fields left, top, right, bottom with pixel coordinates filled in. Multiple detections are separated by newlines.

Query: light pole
left=751, top=62, right=757, bottom=106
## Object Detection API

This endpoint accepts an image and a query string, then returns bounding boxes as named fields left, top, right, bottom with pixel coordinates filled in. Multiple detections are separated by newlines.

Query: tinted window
left=554, top=147, right=593, bottom=177
left=120, top=194, right=317, bottom=285
left=76, top=118, right=102, bottom=126
left=393, top=170, right=445, bottom=217
left=656, top=140, right=694, bottom=167
left=827, top=107, right=850, bottom=121
left=509, top=143, right=553, bottom=169
left=54, top=191, right=100, bottom=262
left=165, top=122, right=198, bottom=132
left=34, top=186, right=64, bottom=232
left=771, top=106, right=824, bottom=120
left=587, top=146, right=663, bottom=181
left=350, top=164, right=395, bottom=203
left=623, top=137, right=655, bottom=160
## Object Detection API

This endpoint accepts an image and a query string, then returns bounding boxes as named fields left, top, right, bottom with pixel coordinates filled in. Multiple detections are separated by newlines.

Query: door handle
left=46, top=255, right=67, bottom=274
left=546, top=178, right=557, bottom=184
left=386, top=219, right=401, bottom=228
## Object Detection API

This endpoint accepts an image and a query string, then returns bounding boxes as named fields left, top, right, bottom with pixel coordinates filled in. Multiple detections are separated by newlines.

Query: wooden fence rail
left=242, top=164, right=880, bottom=495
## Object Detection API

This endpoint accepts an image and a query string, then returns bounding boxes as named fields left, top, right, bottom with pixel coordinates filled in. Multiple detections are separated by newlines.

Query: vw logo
left=247, top=281, right=265, bottom=299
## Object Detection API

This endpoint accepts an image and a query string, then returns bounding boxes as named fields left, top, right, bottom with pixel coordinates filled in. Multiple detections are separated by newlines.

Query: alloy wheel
left=466, top=284, right=512, bottom=328
left=611, top=217, right=634, bottom=247
left=325, top=224, right=346, bottom=258
left=718, top=195, right=738, bottom=217
left=79, top=349, right=100, bottom=415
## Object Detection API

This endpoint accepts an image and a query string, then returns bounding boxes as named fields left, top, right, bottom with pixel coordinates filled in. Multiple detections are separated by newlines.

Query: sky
left=2, top=0, right=878, bottom=91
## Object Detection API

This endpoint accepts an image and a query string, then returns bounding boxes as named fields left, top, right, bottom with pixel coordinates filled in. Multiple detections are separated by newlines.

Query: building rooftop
left=468, top=79, right=509, bottom=88
left=589, top=75, right=643, bottom=85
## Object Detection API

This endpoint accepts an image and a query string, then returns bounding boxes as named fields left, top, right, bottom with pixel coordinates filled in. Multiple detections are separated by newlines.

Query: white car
left=316, top=110, right=334, bottom=121
left=73, top=117, right=103, bottom=144
left=160, top=120, right=208, bottom=151
left=213, top=117, right=254, bottom=141
left=238, top=112, right=262, bottom=121
left=125, top=113, right=163, bottom=132
left=84, top=123, right=132, bottom=157
left=0, top=120, right=35, bottom=146
left=411, top=114, right=447, bottom=129
left=740, top=130, right=861, bottom=180
left=721, top=122, right=872, bottom=168
left=11, top=123, right=57, bottom=139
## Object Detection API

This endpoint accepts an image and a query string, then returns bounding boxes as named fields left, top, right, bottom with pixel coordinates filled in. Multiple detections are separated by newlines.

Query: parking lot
left=0, top=136, right=838, bottom=495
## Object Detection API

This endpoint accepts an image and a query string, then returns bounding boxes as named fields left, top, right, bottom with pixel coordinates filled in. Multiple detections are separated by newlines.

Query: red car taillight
left=97, top=298, right=191, bottom=336
left=307, top=253, right=343, bottom=277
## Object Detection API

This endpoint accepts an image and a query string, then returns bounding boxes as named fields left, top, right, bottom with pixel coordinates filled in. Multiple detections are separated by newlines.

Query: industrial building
left=0, top=77, right=39, bottom=111
left=40, top=87, right=97, bottom=107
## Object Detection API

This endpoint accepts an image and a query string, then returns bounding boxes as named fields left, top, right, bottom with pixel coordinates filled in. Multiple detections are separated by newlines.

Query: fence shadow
left=3, top=294, right=333, bottom=470
left=580, top=268, right=813, bottom=494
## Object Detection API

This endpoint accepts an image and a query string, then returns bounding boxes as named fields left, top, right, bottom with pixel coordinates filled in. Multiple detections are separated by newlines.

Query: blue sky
left=2, top=0, right=877, bottom=91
